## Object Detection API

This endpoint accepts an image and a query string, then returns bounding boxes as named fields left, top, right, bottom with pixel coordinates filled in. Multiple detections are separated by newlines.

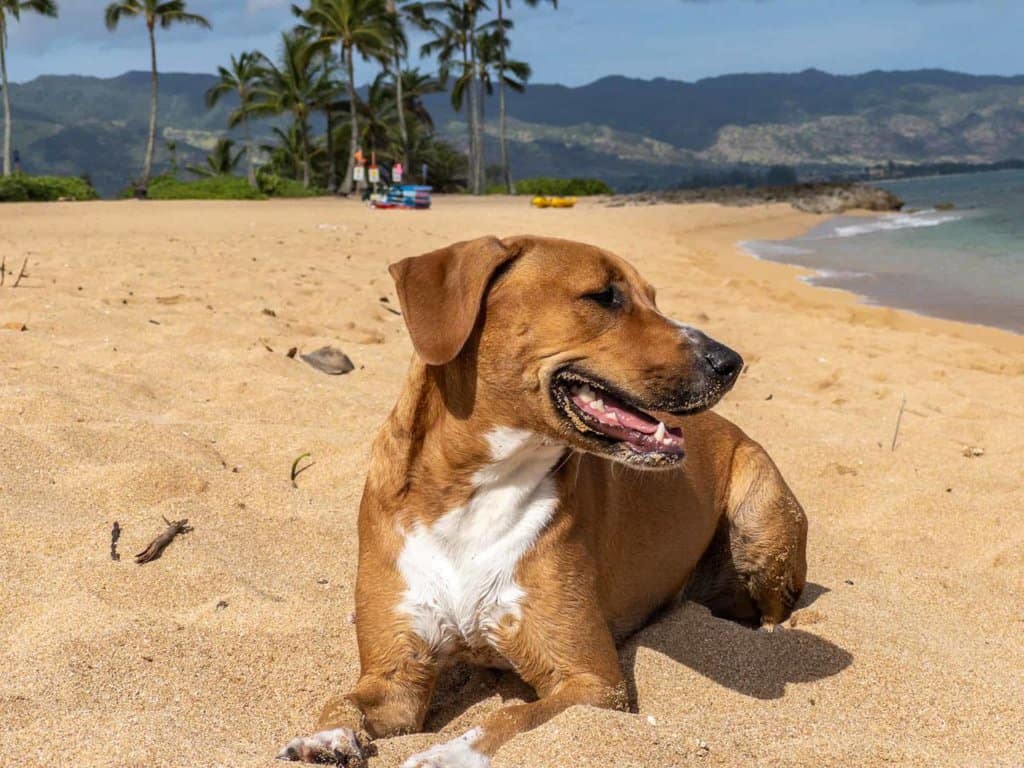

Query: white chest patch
left=396, top=428, right=564, bottom=654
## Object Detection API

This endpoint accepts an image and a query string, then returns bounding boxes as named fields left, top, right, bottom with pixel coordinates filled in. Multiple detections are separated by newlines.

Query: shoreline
left=737, top=224, right=1024, bottom=337
left=727, top=207, right=1024, bottom=349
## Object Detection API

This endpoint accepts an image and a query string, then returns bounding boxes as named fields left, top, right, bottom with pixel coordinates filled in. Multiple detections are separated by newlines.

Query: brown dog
left=278, top=236, right=807, bottom=767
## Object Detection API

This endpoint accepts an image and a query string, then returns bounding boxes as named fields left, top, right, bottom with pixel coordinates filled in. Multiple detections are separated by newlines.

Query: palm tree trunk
left=461, top=46, right=476, bottom=194
left=474, top=76, right=485, bottom=193
left=1, top=21, right=13, bottom=177
left=497, top=1, right=511, bottom=193
left=326, top=108, right=337, bottom=193
left=468, top=19, right=482, bottom=194
left=394, top=52, right=409, bottom=170
left=242, top=113, right=256, bottom=188
left=341, top=45, right=359, bottom=196
left=300, top=118, right=311, bottom=188
left=141, top=22, right=159, bottom=188
left=385, top=0, right=409, bottom=171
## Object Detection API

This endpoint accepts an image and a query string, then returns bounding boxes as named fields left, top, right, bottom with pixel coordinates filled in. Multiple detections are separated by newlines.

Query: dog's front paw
left=401, top=728, right=489, bottom=768
left=277, top=727, right=364, bottom=765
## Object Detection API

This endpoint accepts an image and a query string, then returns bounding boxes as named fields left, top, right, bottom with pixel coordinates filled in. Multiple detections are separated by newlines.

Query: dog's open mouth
left=551, top=371, right=685, bottom=460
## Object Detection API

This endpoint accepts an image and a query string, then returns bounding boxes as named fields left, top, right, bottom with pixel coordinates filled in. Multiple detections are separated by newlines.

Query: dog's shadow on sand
left=621, top=582, right=851, bottom=702
left=425, top=582, right=849, bottom=731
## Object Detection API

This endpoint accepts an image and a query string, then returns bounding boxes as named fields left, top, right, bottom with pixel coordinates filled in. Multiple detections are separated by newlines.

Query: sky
left=3, top=0, right=1022, bottom=86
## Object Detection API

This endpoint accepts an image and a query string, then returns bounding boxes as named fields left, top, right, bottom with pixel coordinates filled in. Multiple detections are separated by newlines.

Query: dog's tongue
left=569, top=384, right=684, bottom=454
left=572, top=389, right=660, bottom=433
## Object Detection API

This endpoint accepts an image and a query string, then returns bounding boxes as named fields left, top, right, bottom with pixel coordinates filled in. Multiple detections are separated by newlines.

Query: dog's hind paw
left=401, top=728, right=490, bottom=768
left=277, top=727, right=364, bottom=765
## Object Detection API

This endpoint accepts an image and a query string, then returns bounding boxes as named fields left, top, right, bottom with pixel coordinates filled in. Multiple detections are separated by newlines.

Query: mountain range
left=6, top=68, right=1024, bottom=196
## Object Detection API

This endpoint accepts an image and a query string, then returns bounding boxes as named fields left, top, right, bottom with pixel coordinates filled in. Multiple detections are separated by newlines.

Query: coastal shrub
left=256, top=171, right=323, bottom=198
left=146, top=175, right=267, bottom=201
left=514, top=177, right=613, bottom=196
left=0, top=174, right=99, bottom=202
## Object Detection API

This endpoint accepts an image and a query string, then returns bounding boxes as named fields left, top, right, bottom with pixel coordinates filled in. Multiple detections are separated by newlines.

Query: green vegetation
left=256, top=170, right=324, bottom=197
left=187, top=137, right=245, bottom=178
left=205, top=51, right=263, bottom=187
left=136, top=172, right=326, bottom=200
left=0, top=173, right=99, bottom=202
left=145, top=175, right=267, bottom=200
left=514, top=177, right=613, bottom=196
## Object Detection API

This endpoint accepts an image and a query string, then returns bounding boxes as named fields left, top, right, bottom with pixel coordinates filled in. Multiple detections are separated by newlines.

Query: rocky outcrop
left=606, top=182, right=904, bottom=213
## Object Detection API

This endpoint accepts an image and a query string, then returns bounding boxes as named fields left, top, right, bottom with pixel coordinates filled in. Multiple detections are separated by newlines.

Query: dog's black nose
left=704, top=340, right=743, bottom=380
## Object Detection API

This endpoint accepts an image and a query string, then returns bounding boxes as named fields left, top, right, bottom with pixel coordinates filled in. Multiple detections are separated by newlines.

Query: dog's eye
left=583, top=285, right=623, bottom=309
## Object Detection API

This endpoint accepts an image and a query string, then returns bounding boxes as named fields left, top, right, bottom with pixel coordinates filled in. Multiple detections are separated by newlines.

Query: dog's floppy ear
left=388, top=236, right=519, bottom=366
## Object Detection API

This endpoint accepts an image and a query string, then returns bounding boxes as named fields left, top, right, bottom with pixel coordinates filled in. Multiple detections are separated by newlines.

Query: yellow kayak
left=531, top=196, right=577, bottom=209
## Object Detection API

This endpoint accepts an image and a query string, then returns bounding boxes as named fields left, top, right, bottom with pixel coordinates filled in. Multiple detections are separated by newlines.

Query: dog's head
left=389, top=235, right=743, bottom=468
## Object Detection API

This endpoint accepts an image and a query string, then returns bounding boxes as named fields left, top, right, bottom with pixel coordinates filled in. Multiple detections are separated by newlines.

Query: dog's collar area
left=551, top=371, right=685, bottom=461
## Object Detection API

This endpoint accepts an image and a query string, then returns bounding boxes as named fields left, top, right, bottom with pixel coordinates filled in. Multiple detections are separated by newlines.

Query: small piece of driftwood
left=111, top=521, right=122, bottom=561
left=135, top=517, right=192, bottom=564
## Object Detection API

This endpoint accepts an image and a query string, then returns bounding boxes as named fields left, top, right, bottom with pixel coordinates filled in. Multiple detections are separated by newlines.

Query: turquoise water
left=742, top=169, right=1024, bottom=333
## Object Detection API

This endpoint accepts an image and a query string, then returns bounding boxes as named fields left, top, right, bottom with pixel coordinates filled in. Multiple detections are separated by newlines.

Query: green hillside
left=5, top=68, right=1023, bottom=196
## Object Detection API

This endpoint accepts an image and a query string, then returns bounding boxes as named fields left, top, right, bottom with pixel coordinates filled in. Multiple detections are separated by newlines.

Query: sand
left=1, top=197, right=1021, bottom=767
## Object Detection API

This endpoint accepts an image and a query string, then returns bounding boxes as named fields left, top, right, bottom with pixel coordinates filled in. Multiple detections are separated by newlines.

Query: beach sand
left=1, top=197, right=1021, bottom=767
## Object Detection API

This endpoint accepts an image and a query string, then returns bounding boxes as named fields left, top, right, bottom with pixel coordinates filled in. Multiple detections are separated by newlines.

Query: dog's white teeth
left=662, top=438, right=673, bottom=446
left=607, top=411, right=619, bottom=422
left=592, top=399, right=605, bottom=412
left=578, top=385, right=595, bottom=403
left=654, top=421, right=667, bottom=441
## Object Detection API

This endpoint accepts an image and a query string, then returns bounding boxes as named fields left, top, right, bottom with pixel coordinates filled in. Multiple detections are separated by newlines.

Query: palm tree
left=187, top=137, right=244, bottom=177
left=261, top=123, right=308, bottom=181
left=494, top=0, right=551, bottom=192
left=358, top=73, right=399, bottom=159
left=310, top=64, right=345, bottom=192
left=418, top=0, right=493, bottom=194
left=104, top=0, right=211, bottom=191
left=0, top=0, right=58, bottom=177
left=248, top=30, right=332, bottom=188
left=295, top=0, right=396, bottom=195
left=477, top=28, right=529, bottom=151
left=396, top=68, right=443, bottom=133
left=205, top=51, right=262, bottom=187
left=385, top=1, right=412, bottom=170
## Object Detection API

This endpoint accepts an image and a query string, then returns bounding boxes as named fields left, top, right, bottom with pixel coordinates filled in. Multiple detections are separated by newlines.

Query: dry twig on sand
left=1, top=254, right=6, bottom=286
left=12, top=258, right=28, bottom=288
left=10, top=262, right=28, bottom=290
left=891, top=395, right=907, bottom=451
left=135, top=517, right=192, bottom=564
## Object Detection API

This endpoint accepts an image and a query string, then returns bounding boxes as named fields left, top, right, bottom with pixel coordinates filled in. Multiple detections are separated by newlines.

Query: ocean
left=741, top=169, right=1024, bottom=333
